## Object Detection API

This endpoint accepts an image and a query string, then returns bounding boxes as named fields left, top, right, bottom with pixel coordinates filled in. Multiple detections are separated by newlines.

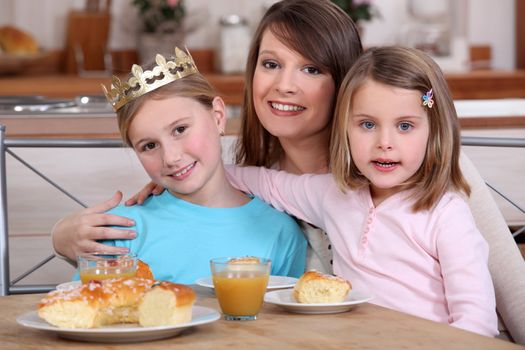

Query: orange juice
left=213, top=271, right=269, bottom=316
left=79, top=267, right=136, bottom=284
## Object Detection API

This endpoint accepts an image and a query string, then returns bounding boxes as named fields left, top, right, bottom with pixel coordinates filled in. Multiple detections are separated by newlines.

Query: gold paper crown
left=102, top=47, right=199, bottom=111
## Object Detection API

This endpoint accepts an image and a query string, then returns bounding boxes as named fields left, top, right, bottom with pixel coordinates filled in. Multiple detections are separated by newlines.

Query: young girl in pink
left=226, top=46, right=498, bottom=337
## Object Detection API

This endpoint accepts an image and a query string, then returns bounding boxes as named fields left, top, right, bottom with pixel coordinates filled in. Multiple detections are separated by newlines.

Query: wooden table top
left=1, top=287, right=522, bottom=350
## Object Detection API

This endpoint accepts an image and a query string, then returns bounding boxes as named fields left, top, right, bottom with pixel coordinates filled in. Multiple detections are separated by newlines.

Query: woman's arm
left=51, top=191, right=136, bottom=262
left=124, top=181, right=164, bottom=206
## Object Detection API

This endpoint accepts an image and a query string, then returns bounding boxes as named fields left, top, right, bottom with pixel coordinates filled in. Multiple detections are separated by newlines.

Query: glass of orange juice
left=211, top=257, right=271, bottom=321
left=77, top=253, right=137, bottom=284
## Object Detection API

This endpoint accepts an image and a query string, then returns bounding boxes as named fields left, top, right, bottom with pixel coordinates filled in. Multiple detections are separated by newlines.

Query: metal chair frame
left=0, top=125, right=524, bottom=296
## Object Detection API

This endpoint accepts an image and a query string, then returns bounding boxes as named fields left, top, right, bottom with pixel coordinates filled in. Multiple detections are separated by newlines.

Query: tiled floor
left=3, top=132, right=524, bottom=288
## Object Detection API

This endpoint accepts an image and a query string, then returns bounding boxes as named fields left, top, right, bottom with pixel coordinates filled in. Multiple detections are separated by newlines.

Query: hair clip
left=422, top=89, right=434, bottom=109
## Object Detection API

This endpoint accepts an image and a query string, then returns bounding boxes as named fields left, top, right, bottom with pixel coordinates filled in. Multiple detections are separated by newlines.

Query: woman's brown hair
left=331, top=46, right=470, bottom=211
left=235, top=0, right=363, bottom=168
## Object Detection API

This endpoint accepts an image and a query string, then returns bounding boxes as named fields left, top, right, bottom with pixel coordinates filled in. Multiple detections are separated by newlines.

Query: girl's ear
left=211, top=96, right=227, bottom=135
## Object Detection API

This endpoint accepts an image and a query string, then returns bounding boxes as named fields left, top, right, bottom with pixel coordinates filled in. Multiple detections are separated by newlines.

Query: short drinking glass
left=210, top=257, right=271, bottom=321
left=77, top=252, right=137, bottom=284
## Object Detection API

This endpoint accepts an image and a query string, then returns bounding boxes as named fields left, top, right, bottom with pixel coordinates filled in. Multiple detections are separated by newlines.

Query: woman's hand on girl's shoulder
left=125, top=181, right=165, bottom=206
left=51, top=191, right=136, bottom=262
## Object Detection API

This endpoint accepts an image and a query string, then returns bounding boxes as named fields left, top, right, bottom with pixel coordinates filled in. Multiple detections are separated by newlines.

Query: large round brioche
left=139, top=281, right=195, bottom=326
left=0, top=25, right=38, bottom=54
left=38, top=278, right=195, bottom=329
left=136, top=259, right=154, bottom=280
left=293, top=270, right=351, bottom=304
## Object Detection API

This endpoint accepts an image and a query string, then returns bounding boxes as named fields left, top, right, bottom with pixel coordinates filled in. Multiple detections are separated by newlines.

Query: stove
left=0, top=95, right=114, bottom=115
left=0, top=95, right=117, bottom=138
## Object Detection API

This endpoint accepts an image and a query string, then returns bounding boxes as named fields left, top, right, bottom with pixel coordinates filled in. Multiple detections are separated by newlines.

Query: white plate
left=195, top=275, right=298, bottom=290
left=55, top=281, right=81, bottom=291
left=16, top=305, right=220, bottom=343
left=264, top=289, right=373, bottom=314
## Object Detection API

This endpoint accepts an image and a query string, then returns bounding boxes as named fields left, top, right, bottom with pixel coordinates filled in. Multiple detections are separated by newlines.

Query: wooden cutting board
left=64, top=9, right=110, bottom=73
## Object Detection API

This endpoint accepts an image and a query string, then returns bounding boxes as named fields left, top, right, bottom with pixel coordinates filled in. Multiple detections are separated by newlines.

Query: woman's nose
left=275, top=68, right=299, bottom=95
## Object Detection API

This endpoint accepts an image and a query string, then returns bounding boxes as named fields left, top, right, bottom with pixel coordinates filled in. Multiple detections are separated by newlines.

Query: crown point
left=156, top=54, right=167, bottom=66
left=101, top=46, right=199, bottom=111
left=174, top=47, right=184, bottom=56
left=131, top=64, right=143, bottom=77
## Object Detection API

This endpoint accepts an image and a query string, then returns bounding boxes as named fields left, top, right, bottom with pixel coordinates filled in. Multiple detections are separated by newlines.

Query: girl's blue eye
left=399, top=122, right=412, bottom=131
left=361, top=121, right=375, bottom=130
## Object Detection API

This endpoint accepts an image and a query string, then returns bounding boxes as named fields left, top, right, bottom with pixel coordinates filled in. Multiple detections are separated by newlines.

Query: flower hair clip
left=422, top=89, right=434, bottom=109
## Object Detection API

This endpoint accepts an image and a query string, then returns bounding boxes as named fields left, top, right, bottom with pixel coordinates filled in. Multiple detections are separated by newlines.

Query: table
left=1, top=287, right=522, bottom=350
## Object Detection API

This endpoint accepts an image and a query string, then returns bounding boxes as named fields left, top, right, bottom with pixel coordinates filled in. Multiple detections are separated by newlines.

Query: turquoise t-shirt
left=92, top=191, right=306, bottom=284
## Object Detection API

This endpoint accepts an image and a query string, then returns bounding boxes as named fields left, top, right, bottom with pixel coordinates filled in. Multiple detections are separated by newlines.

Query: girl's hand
left=51, top=191, right=136, bottom=262
left=125, top=181, right=165, bottom=206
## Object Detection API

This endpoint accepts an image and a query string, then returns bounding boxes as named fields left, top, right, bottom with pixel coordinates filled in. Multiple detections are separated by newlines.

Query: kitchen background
left=0, top=0, right=523, bottom=288
left=0, top=0, right=518, bottom=70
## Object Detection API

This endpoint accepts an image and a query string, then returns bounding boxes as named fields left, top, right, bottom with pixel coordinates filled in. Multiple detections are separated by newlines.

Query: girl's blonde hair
left=116, top=70, right=217, bottom=147
left=234, top=0, right=363, bottom=168
left=331, top=46, right=470, bottom=211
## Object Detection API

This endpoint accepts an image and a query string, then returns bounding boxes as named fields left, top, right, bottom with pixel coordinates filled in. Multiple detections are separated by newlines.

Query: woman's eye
left=303, top=66, right=320, bottom=75
left=360, top=121, right=375, bottom=130
left=398, top=122, right=412, bottom=131
left=262, top=60, right=279, bottom=69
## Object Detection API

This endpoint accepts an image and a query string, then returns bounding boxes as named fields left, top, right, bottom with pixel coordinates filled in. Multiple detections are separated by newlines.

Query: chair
left=460, top=152, right=525, bottom=344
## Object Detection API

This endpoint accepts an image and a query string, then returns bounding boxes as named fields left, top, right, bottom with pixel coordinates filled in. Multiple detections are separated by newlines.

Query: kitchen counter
left=1, top=71, right=525, bottom=139
left=0, top=73, right=244, bottom=106
left=1, top=70, right=525, bottom=103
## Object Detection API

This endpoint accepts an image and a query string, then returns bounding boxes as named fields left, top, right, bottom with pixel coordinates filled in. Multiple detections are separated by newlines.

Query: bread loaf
left=136, top=259, right=154, bottom=280
left=38, top=278, right=195, bottom=329
left=0, top=25, right=38, bottom=54
left=139, top=281, right=195, bottom=326
left=293, top=270, right=351, bottom=304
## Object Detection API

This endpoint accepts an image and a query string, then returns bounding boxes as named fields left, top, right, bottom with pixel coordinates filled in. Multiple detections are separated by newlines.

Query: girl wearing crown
left=79, top=48, right=307, bottom=284
left=225, top=46, right=498, bottom=336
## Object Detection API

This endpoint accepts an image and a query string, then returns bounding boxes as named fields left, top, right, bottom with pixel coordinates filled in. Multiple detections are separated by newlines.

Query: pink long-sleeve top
left=226, top=166, right=498, bottom=337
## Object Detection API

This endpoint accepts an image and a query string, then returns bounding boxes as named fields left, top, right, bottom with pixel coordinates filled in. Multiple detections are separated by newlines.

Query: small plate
left=56, top=281, right=81, bottom=291
left=195, top=275, right=298, bottom=290
left=16, top=305, right=220, bottom=343
left=264, top=289, right=373, bottom=314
